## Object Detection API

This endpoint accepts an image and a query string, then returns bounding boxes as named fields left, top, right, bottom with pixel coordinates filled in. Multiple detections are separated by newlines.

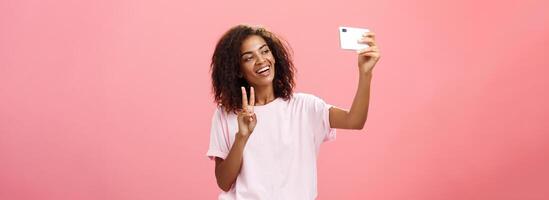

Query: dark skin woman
left=209, top=25, right=380, bottom=193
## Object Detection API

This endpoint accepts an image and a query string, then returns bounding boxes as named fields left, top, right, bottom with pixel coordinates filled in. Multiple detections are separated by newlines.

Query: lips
left=255, top=65, right=271, bottom=76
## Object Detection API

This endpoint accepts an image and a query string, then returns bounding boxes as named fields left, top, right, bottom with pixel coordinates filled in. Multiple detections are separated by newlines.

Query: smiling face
left=239, top=35, right=276, bottom=88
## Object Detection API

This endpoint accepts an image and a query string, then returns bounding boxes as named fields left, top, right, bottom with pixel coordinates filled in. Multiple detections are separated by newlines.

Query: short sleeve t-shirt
left=206, top=93, right=336, bottom=200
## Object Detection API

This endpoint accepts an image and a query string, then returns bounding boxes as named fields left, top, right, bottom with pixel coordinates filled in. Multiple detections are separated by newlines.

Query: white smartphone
left=339, top=26, right=370, bottom=51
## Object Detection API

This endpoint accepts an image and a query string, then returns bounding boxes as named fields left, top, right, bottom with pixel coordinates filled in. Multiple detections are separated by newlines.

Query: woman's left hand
left=357, top=31, right=381, bottom=74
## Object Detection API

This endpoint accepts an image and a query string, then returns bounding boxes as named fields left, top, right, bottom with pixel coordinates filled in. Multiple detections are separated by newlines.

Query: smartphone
left=339, top=26, right=370, bottom=51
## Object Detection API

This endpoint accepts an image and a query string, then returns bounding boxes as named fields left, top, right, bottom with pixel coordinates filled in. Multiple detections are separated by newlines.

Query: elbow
left=214, top=158, right=235, bottom=192
left=345, top=114, right=367, bottom=130
left=351, top=124, right=365, bottom=130
left=216, top=180, right=233, bottom=192
left=348, top=121, right=366, bottom=130
left=217, top=183, right=231, bottom=192
left=220, top=185, right=232, bottom=192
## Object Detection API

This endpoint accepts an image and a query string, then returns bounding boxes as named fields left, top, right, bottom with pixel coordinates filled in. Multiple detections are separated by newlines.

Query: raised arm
left=329, top=31, right=380, bottom=130
left=214, top=87, right=256, bottom=191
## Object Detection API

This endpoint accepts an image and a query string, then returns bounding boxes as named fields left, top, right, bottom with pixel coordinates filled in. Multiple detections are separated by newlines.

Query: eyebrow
left=241, top=44, right=268, bottom=57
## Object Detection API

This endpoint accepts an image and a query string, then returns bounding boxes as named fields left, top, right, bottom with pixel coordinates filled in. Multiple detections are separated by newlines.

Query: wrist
left=359, top=70, right=373, bottom=79
left=235, top=132, right=250, bottom=142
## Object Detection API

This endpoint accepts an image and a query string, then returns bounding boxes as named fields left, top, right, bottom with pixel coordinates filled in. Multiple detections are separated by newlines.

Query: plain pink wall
left=1, top=0, right=548, bottom=199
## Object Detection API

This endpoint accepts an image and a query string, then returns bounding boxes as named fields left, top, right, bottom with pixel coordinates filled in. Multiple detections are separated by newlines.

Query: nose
left=256, top=54, right=266, bottom=65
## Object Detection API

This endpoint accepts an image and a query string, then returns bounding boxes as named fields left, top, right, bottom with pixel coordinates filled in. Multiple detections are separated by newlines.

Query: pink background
left=1, top=0, right=548, bottom=199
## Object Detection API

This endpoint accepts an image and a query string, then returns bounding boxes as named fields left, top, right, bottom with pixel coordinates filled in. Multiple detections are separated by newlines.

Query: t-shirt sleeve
left=206, top=106, right=230, bottom=160
left=307, top=94, right=337, bottom=144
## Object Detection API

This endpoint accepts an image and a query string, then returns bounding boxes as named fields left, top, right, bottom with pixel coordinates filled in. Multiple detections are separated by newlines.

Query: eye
left=243, top=57, right=253, bottom=62
left=261, top=49, right=270, bottom=54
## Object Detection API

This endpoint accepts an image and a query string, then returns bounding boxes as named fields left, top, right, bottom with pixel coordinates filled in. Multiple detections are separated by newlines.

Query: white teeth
left=256, top=66, right=270, bottom=74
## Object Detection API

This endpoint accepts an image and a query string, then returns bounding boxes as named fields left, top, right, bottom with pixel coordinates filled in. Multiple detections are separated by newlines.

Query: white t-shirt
left=206, top=93, right=337, bottom=200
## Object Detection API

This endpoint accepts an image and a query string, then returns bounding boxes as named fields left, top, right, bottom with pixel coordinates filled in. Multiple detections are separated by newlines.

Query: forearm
left=347, top=71, right=372, bottom=129
left=215, top=133, right=248, bottom=191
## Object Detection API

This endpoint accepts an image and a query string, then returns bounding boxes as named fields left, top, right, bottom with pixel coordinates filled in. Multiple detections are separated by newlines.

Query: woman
left=206, top=24, right=380, bottom=199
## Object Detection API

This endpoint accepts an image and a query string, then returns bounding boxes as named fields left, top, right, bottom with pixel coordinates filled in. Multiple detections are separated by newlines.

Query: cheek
left=268, top=54, right=276, bottom=64
left=241, top=63, right=255, bottom=76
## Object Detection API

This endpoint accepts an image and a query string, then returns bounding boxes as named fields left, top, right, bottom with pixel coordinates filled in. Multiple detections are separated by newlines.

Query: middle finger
left=358, top=37, right=376, bottom=47
left=250, top=87, right=255, bottom=107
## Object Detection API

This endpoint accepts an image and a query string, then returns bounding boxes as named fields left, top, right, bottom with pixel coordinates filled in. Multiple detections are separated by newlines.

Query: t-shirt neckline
left=253, top=97, right=282, bottom=110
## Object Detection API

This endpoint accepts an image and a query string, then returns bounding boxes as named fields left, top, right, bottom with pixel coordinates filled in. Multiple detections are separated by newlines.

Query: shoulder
left=209, top=105, right=223, bottom=121
left=292, top=92, right=319, bottom=101
left=213, top=104, right=223, bottom=114
left=289, top=92, right=328, bottom=108
left=211, top=105, right=232, bottom=118
left=292, top=92, right=325, bottom=102
left=210, top=104, right=237, bottom=124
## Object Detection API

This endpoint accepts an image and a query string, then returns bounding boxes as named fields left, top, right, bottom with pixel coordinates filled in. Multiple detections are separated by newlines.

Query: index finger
left=241, top=86, right=248, bottom=108
left=362, top=31, right=376, bottom=39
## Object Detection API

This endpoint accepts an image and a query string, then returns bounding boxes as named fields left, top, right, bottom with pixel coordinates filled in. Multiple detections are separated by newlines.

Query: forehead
left=240, top=35, right=267, bottom=52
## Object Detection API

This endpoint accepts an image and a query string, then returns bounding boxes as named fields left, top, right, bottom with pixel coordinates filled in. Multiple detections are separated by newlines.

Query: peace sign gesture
left=237, top=86, right=257, bottom=138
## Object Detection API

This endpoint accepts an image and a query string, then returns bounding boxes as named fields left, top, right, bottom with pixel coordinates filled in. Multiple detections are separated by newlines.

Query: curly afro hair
left=210, top=25, right=296, bottom=113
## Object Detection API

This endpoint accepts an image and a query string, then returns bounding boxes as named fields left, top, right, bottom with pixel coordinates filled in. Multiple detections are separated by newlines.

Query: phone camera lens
left=342, top=28, right=347, bottom=32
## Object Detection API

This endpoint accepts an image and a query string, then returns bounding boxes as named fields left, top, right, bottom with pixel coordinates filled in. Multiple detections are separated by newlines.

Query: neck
left=252, top=84, right=275, bottom=105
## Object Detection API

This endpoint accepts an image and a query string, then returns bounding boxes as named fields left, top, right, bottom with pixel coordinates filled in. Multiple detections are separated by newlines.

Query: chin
left=251, top=77, right=274, bottom=87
